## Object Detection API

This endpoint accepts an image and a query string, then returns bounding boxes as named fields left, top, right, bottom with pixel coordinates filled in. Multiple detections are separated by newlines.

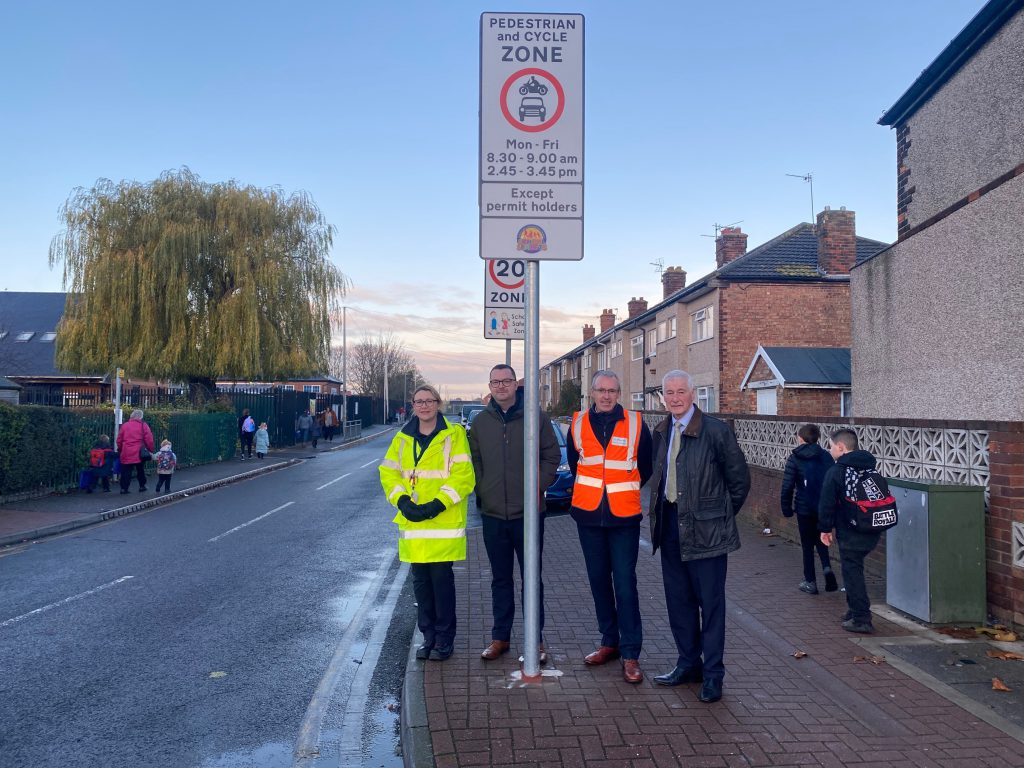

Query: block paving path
left=415, top=515, right=1024, bottom=768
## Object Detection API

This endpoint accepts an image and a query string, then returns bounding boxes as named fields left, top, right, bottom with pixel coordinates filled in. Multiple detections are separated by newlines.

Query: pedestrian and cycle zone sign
left=484, top=258, right=525, bottom=339
left=480, top=12, right=584, bottom=262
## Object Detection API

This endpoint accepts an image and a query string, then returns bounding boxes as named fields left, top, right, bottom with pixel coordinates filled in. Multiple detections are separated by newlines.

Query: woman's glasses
left=413, top=399, right=438, bottom=406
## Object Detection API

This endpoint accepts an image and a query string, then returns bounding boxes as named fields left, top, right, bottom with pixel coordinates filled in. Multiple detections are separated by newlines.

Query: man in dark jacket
left=818, top=428, right=882, bottom=634
left=567, top=370, right=652, bottom=683
left=468, top=364, right=561, bottom=662
left=780, top=423, right=837, bottom=595
left=648, top=370, right=750, bottom=703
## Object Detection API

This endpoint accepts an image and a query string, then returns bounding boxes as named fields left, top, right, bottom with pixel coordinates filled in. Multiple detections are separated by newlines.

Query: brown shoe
left=622, top=659, right=644, bottom=684
left=480, top=640, right=510, bottom=660
left=584, top=645, right=620, bottom=666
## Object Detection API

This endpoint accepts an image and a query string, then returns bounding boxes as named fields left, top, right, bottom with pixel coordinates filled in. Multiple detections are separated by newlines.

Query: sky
left=0, top=0, right=986, bottom=400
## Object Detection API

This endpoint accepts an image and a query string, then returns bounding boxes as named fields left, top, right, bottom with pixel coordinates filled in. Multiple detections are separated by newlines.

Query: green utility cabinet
left=885, top=479, right=986, bottom=624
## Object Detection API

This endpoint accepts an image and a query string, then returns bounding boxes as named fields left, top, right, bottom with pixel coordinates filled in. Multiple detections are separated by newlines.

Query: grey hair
left=130, top=409, right=145, bottom=420
left=590, top=369, right=621, bottom=390
left=662, top=370, right=694, bottom=391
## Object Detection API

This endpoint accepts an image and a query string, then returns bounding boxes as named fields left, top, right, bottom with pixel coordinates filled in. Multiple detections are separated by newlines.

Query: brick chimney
left=599, top=308, right=616, bottom=333
left=662, top=266, right=687, bottom=299
left=816, top=206, right=857, bottom=275
left=582, top=323, right=595, bottom=341
left=715, top=227, right=747, bottom=268
left=627, top=296, right=648, bottom=319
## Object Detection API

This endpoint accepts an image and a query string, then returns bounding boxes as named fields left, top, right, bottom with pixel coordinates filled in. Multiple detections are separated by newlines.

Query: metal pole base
left=519, top=663, right=543, bottom=684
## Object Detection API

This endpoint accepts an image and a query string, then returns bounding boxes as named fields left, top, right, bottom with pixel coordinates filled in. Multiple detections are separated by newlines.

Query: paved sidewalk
left=0, top=427, right=392, bottom=548
left=404, top=514, right=1024, bottom=768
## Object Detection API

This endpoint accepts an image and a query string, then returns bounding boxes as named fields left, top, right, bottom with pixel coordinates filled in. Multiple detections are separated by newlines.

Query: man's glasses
left=489, top=379, right=516, bottom=387
left=592, top=388, right=619, bottom=395
left=412, top=399, right=438, bottom=406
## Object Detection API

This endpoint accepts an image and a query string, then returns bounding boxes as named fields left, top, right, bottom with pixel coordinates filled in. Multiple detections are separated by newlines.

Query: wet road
left=0, top=438, right=413, bottom=768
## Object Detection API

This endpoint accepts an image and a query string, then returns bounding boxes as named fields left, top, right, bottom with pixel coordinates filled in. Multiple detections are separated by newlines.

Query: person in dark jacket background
left=819, top=428, right=882, bottom=634
left=468, top=364, right=560, bottom=663
left=780, top=423, right=837, bottom=595
left=567, top=370, right=652, bottom=684
left=647, top=370, right=750, bottom=704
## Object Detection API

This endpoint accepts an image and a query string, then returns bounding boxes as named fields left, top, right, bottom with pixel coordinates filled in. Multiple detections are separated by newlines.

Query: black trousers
left=481, top=514, right=544, bottom=642
left=119, top=462, right=146, bottom=491
left=576, top=522, right=642, bottom=659
left=240, top=432, right=254, bottom=457
left=660, top=501, right=729, bottom=681
left=411, top=561, right=456, bottom=649
left=155, top=473, right=172, bottom=492
left=796, top=512, right=832, bottom=583
left=835, top=527, right=881, bottom=623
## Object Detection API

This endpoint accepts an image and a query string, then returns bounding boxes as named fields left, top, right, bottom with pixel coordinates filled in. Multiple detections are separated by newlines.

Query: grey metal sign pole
left=522, top=259, right=541, bottom=681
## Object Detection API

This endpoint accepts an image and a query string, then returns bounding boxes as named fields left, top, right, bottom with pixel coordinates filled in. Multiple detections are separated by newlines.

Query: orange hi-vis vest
left=570, top=408, right=643, bottom=517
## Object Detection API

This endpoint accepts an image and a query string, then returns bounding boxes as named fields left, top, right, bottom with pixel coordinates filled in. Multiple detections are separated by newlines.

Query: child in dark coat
left=780, top=423, right=836, bottom=594
left=87, top=435, right=115, bottom=493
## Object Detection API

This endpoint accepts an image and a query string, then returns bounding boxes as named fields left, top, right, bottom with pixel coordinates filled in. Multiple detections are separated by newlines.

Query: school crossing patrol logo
left=515, top=224, right=548, bottom=253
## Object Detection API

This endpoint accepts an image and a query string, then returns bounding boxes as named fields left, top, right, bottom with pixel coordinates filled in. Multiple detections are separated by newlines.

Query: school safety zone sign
left=484, top=258, right=525, bottom=339
left=480, top=12, right=584, bottom=262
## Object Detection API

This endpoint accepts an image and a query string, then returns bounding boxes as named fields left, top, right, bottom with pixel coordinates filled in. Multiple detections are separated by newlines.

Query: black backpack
left=843, top=466, right=898, bottom=532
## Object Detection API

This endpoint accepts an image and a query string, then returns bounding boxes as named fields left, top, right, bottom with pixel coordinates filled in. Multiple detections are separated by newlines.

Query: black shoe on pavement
left=841, top=618, right=875, bottom=633
left=698, top=678, right=723, bottom=703
left=824, top=570, right=839, bottom=592
left=799, top=580, right=819, bottom=595
left=120, top=489, right=129, bottom=494
left=429, top=645, right=453, bottom=661
left=654, top=665, right=703, bottom=686
left=415, top=644, right=433, bottom=660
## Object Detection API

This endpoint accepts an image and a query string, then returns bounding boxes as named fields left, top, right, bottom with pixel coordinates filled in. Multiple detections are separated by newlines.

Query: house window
left=39, top=332, right=57, bottom=342
left=756, top=388, right=777, bottom=415
left=302, top=384, right=321, bottom=393
left=669, top=317, right=677, bottom=338
left=841, top=390, right=853, bottom=417
left=283, top=384, right=295, bottom=391
left=583, top=353, right=591, bottom=372
left=647, top=329, right=657, bottom=356
left=631, top=335, right=643, bottom=360
left=697, top=386, right=715, bottom=412
left=691, top=307, right=714, bottom=342
left=560, top=360, right=568, bottom=377
left=611, top=339, right=622, bottom=358
left=631, top=392, right=644, bottom=408
left=15, top=332, right=34, bottom=342
left=597, top=349, right=606, bottom=368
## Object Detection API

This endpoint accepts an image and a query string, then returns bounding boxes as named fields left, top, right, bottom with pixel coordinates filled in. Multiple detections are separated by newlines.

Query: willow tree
left=48, top=168, right=349, bottom=391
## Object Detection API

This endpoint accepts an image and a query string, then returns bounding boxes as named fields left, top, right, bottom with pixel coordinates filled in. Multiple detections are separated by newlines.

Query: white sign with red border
left=484, top=258, right=525, bottom=339
left=480, top=12, right=584, bottom=262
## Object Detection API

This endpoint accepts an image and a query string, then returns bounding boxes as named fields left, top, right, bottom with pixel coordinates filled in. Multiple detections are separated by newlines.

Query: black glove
left=420, top=499, right=446, bottom=519
left=397, top=495, right=428, bottom=522
left=782, top=508, right=794, bottom=518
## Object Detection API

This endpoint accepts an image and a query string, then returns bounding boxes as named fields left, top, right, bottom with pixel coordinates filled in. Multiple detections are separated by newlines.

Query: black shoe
left=85, top=488, right=93, bottom=494
left=699, top=678, right=723, bottom=703
left=841, top=610, right=853, bottom=621
left=415, top=644, right=432, bottom=660
left=824, top=570, right=839, bottom=592
left=798, top=580, right=819, bottom=595
left=654, top=665, right=703, bottom=686
left=138, top=487, right=147, bottom=492
left=842, top=618, right=874, bottom=634
left=429, top=645, right=453, bottom=661
left=120, top=489, right=129, bottom=494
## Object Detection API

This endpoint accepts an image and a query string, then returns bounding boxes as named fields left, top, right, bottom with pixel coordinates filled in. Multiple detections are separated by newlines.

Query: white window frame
left=630, top=335, right=644, bottom=361
left=597, top=349, right=606, bottom=369
left=646, top=329, right=657, bottom=357
left=697, top=386, right=715, bottom=413
left=582, top=353, right=592, bottom=372
left=302, top=384, right=321, bottom=393
left=841, top=390, right=853, bottom=417
left=691, top=306, right=714, bottom=343
left=611, top=339, right=622, bottom=358
left=283, top=384, right=295, bottom=391
left=631, top=392, right=644, bottom=408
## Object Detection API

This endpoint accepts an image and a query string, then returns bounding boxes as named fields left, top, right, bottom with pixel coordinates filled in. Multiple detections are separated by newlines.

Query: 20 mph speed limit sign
left=480, top=13, right=584, bottom=262
left=484, top=258, right=525, bottom=339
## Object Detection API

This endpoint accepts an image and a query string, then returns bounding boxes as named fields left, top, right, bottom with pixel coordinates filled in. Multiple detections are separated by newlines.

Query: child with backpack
left=780, top=424, right=837, bottom=595
left=818, top=428, right=898, bottom=634
left=155, top=439, right=178, bottom=493
left=86, top=435, right=115, bottom=493
left=255, top=422, right=270, bottom=459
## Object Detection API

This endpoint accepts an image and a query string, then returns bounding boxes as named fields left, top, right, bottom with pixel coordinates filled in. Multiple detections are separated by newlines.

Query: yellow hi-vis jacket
left=570, top=408, right=643, bottom=517
left=378, top=420, right=475, bottom=563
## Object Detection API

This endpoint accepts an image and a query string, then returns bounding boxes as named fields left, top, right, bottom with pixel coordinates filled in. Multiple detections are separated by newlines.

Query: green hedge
left=0, top=404, right=236, bottom=496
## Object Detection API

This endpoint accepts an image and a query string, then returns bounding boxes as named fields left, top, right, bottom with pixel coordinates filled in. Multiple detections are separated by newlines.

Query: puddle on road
left=199, top=740, right=293, bottom=767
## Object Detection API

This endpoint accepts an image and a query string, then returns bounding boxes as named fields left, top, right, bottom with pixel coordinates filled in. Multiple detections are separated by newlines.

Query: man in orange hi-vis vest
left=568, top=370, right=652, bottom=684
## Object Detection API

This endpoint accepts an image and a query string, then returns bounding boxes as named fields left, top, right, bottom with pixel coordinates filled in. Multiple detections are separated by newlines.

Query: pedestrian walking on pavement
left=311, top=412, right=323, bottom=449
left=818, top=428, right=884, bottom=634
left=323, top=408, right=338, bottom=441
left=255, top=422, right=270, bottom=459
left=116, top=409, right=155, bottom=494
left=86, top=434, right=115, bottom=493
left=781, top=423, right=837, bottom=595
left=239, top=408, right=256, bottom=459
left=154, top=439, right=177, bottom=493
left=567, top=370, right=653, bottom=684
left=296, top=410, right=313, bottom=446
left=648, top=370, right=750, bottom=703
left=379, top=384, right=475, bottom=662
left=468, top=364, right=561, bottom=664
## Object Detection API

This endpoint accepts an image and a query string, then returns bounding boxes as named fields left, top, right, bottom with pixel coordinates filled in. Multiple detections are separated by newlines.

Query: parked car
left=544, top=419, right=573, bottom=510
left=460, top=403, right=486, bottom=429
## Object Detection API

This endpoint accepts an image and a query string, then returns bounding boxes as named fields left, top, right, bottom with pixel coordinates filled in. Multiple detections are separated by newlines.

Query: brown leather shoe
left=584, top=645, right=620, bottom=666
left=480, top=640, right=510, bottom=660
left=622, top=658, right=644, bottom=684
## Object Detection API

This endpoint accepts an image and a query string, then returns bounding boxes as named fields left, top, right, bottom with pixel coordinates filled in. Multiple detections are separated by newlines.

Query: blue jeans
left=576, top=523, right=642, bottom=659
left=482, top=515, right=544, bottom=642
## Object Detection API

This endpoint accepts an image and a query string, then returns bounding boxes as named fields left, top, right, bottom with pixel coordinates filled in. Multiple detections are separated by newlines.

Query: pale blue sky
left=0, top=1, right=984, bottom=397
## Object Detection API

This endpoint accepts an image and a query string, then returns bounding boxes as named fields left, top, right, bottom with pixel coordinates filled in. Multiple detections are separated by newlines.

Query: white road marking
left=207, top=502, right=294, bottom=543
left=360, top=460, right=377, bottom=468
left=316, top=473, right=351, bottom=491
left=0, top=576, right=135, bottom=628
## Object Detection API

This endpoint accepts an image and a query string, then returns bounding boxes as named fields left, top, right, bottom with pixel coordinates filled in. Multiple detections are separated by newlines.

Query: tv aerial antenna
left=650, top=258, right=664, bottom=273
left=700, top=220, right=744, bottom=240
left=786, top=172, right=815, bottom=225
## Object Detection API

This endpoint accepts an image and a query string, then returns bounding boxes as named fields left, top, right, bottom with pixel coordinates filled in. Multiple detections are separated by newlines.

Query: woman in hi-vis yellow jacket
left=379, top=384, right=475, bottom=661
